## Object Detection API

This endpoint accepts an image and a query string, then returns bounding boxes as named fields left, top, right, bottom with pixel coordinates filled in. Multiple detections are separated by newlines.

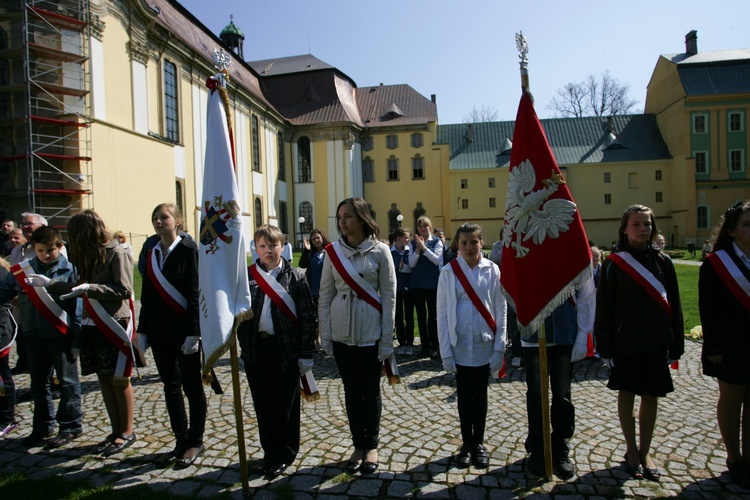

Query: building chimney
left=431, top=94, right=436, bottom=104
left=467, top=124, right=474, bottom=142
left=685, top=30, right=698, bottom=56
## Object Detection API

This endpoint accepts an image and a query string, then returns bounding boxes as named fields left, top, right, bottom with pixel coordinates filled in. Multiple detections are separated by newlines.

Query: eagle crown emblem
left=502, top=160, right=577, bottom=258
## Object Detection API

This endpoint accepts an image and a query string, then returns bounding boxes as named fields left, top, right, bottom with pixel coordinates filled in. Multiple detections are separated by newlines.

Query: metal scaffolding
left=0, top=0, right=92, bottom=229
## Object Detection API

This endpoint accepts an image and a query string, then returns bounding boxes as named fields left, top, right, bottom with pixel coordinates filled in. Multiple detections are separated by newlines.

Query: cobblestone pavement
left=0, top=338, right=746, bottom=499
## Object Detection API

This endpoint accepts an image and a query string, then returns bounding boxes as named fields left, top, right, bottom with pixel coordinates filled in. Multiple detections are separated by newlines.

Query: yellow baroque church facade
left=1, top=2, right=747, bottom=257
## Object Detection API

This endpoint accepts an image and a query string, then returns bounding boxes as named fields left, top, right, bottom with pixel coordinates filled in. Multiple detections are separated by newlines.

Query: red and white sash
left=707, top=250, right=750, bottom=311
left=83, top=295, right=136, bottom=379
left=147, top=248, right=187, bottom=317
left=249, top=263, right=298, bottom=323
left=325, top=242, right=382, bottom=313
left=11, top=260, right=71, bottom=336
left=609, top=252, right=672, bottom=320
left=449, top=258, right=496, bottom=333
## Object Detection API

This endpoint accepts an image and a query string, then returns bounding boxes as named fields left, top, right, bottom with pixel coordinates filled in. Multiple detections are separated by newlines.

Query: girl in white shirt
left=437, top=223, right=506, bottom=470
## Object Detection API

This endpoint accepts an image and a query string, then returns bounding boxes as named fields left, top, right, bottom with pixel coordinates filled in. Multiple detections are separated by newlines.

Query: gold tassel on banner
left=300, top=370, right=321, bottom=402
left=382, top=352, right=401, bottom=386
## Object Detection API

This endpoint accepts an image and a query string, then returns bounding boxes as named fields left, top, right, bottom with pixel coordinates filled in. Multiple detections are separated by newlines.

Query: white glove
left=70, top=347, right=80, bottom=360
left=378, top=343, right=394, bottom=362
left=61, top=283, right=90, bottom=299
left=489, top=351, right=505, bottom=374
left=181, top=336, right=200, bottom=355
left=298, top=358, right=314, bottom=374
left=571, top=331, right=589, bottom=363
left=603, top=358, right=615, bottom=369
left=138, top=334, right=149, bottom=353
left=25, top=274, right=54, bottom=287
left=321, top=338, right=333, bottom=356
left=442, top=356, right=457, bottom=374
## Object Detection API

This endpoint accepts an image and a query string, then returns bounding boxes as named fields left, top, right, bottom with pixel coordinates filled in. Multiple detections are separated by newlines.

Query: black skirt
left=607, top=352, right=674, bottom=397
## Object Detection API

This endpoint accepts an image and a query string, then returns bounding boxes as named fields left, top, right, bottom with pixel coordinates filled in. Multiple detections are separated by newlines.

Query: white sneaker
left=511, top=357, right=522, bottom=368
left=0, top=422, right=19, bottom=438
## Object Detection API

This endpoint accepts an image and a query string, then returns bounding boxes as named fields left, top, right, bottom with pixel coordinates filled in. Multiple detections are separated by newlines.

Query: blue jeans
left=26, top=335, right=82, bottom=434
left=523, top=344, right=574, bottom=459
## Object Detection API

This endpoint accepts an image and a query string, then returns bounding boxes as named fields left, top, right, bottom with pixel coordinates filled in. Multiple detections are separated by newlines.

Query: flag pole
left=516, top=31, right=553, bottom=481
left=229, top=340, right=250, bottom=494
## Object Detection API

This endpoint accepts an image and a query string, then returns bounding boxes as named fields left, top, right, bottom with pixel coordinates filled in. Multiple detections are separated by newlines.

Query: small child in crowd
left=0, top=226, right=82, bottom=448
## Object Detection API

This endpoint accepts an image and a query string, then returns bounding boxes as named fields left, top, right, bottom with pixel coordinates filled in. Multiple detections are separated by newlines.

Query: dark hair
left=453, top=223, right=484, bottom=245
left=713, top=200, right=750, bottom=252
left=151, top=203, right=184, bottom=233
left=309, top=228, right=330, bottom=250
left=617, top=204, right=657, bottom=246
left=391, top=227, right=410, bottom=239
left=336, top=198, right=379, bottom=238
left=254, top=224, right=284, bottom=245
left=67, top=210, right=110, bottom=282
left=29, top=226, right=63, bottom=248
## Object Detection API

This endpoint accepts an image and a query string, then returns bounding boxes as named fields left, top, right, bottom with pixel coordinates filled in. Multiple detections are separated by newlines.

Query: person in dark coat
left=595, top=204, right=683, bottom=482
left=700, top=201, right=750, bottom=489
left=138, top=203, right=206, bottom=466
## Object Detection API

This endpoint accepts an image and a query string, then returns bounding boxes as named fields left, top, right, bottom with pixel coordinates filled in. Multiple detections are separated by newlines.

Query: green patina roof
left=437, top=114, right=672, bottom=170
left=220, top=20, right=244, bottom=39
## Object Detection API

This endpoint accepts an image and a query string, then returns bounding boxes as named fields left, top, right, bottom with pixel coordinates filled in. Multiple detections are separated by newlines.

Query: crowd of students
left=0, top=199, right=748, bottom=488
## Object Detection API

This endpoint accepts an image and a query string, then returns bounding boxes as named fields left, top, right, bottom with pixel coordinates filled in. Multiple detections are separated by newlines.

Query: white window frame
left=694, top=151, right=709, bottom=174
left=729, top=149, right=745, bottom=173
left=693, top=113, right=708, bottom=134
left=697, top=205, right=710, bottom=230
left=728, top=110, right=745, bottom=133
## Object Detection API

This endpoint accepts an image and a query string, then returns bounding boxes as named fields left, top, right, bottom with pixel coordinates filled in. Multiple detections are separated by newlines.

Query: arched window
left=254, top=198, right=263, bottom=229
left=299, top=201, right=313, bottom=233
left=297, top=136, right=311, bottom=182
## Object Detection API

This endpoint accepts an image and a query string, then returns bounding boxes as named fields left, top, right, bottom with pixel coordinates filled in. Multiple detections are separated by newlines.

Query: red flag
left=500, top=92, right=592, bottom=336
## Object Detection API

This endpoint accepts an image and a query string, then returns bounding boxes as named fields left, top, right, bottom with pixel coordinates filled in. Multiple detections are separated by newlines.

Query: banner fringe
left=202, top=309, right=254, bottom=385
left=502, top=264, right=593, bottom=339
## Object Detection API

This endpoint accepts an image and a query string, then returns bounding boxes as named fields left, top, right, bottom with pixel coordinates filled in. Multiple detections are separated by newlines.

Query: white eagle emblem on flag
left=503, top=160, right=577, bottom=257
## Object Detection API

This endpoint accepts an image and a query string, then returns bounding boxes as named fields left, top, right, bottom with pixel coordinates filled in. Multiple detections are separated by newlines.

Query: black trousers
left=333, top=342, right=381, bottom=450
left=411, top=288, right=438, bottom=351
left=151, top=341, right=207, bottom=449
left=0, top=351, right=15, bottom=425
left=456, top=363, right=490, bottom=447
left=245, top=336, right=300, bottom=464
left=523, top=344, right=575, bottom=459
left=395, top=290, right=414, bottom=346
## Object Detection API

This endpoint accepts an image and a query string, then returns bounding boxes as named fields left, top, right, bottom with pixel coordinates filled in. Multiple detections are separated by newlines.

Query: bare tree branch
left=547, top=71, right=638, bottom=118
left=463, top=105, right=500, bottom=123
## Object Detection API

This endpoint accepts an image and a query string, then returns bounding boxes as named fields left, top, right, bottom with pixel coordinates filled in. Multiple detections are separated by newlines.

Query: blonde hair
left=151, top=203, right=184, bottom=233
left=114, top=230, right=127, bottom=243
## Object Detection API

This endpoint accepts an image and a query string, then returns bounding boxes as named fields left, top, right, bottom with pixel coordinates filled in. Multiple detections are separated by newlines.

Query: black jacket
left=700, top=245, right=750, bottom=361
left=137, top=237, right=200, bottom=344
left=238, top=259, right=316, bottom=369
left=594, top=244, right=684, bottom=359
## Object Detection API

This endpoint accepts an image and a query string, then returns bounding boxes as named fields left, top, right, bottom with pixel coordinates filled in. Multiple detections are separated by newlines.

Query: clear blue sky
left=177, top=0, right=749, bottom=124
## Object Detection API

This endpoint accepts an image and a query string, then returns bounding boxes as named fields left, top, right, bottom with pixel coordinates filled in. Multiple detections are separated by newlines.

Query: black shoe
left=527, top=453, right=544, bottom=476
left=429, top=349, right=440, bottom=360
left=266, top=462, right=288, bottom=478
left=345, top=460, right=362, bottom=473
left=419, top=349, right=430, bottom=358
left=176, top=444, right=204, bottom=467
left=554, top=456, right=576, bottom=480
left=102, top=433, right=136, bottom=456
left=46, top=430, right=82, bottom=449
left=22, top=430, right=54, bottom=447
left=728, top=460, right=750, bottom=489
left=361, top=461, right=378, bottom=474
left=454, top=446, right=471, bottom=468
left=472, top=444, right=489, bottom=469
